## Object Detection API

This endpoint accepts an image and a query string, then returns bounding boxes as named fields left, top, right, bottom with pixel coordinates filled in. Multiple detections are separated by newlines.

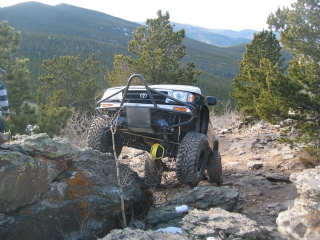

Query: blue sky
left=0, top=0, right=294, bottom=31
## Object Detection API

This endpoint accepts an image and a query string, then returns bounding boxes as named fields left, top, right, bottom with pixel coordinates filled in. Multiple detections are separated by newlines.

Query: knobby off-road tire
left=207, top=150, right=223, bottom=186
left=176, top=132, right=209, bottom=187
left=144, top=154, right=163, bottom=186
left=87, top=117, right=122, bottom=156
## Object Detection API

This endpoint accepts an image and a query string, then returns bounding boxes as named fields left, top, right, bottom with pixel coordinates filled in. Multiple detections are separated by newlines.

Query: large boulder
left=99, top=227, right=187, bottom=240
left=0, top=134, right=152, bottom=240
left=146, top=185, right=242, bottom=229
left=277, top=166, right=320, bottom=239
left=0, top=133, right=81, bottom=212
left=182, top=208, right=273, bottom=239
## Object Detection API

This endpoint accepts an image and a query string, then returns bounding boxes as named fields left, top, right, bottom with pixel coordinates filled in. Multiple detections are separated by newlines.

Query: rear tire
left=176, top=132, right=209, bottom=187
left=87, top=117, right=122, bottom=156
left=207, top=150, right=223, bottom=186
left=144, top=154, right=163, bottom=186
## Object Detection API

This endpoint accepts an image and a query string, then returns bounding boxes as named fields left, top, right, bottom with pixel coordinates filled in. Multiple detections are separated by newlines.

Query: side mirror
left=207, top=96, right=216, bottom=105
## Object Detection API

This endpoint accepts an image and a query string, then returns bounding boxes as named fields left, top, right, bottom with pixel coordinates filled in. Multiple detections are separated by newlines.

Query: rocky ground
left=118, top=120, right=307, bottom=238
left=2, top=119, right=316, bottom=240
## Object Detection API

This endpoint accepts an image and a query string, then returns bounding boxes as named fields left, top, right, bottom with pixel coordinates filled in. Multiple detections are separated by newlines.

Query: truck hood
left=105, top=85, right=201, bottom=94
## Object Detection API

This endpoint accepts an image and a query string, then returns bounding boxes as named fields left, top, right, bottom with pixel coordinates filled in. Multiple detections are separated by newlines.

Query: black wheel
left=87, top=117, right=123, bottom=156
left=207, top=150, right=223, bottom=186
left=144, top=154, right=163, bottom=186
left=176, top=132, right=209, bottom=187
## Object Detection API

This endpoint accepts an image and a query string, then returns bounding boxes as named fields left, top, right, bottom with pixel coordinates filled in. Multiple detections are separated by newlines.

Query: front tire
left=176, top=132, right=209, bottom=187
left=207, top=150, right=223, bottom=186
left=87, top=117, right=122, bottom=156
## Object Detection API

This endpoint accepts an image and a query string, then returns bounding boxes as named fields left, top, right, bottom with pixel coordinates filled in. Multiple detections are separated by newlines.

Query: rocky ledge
left=0, top=134, right=152, bottom=239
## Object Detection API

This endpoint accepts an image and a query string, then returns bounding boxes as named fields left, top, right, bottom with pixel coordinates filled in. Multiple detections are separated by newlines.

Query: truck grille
left=124, top=90, right=168, bottom=104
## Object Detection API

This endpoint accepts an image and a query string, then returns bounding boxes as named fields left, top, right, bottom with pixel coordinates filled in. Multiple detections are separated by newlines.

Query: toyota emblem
left=140, top=93, right=148, bottom=99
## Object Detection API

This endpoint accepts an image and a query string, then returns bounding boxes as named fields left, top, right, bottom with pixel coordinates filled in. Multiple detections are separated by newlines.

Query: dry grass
left=298, top=152, right=320, bottom=168
left=210, top=103, right=240, bottom=131
left=59, top=110, right=94, bottom=149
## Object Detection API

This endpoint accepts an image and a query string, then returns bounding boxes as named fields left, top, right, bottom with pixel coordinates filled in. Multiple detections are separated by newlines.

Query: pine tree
left=7, top=103, right=38, bottom=134
left=253, top=58, right=303, bottom=124
left=268, top=0, right=320, bottom=148
left=38, top=54, right=103, bottom=112
left=0, top=20, right=20, bottom=68
left=0, top=20, right=37, bottom=135
left=107, top=10, right=201, bottom=86
left=34, top=105, right=73, bottom=138
left=267, top=0, right=320, bottom=62
left=6, top=58, right=34, bottom=115
left=230, top=30, right=286, bottom=119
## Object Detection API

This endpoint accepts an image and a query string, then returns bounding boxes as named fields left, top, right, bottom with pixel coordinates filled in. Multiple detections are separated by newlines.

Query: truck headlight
left=166, top=91, right=195, bottom=103
left=101, top=89, right=123, bottom=101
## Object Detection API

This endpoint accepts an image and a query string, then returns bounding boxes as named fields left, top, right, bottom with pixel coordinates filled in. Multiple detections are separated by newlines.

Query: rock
left=238, top=150, right=246, bottom=155
left=247, top=161, right=263, bottom=169
left=0, top=146, right=63, bottom=212
left=277, top=166, right=320, bottom=239
left=282, top=154, right=295, bottom=160
left=99, top=227, right=188, bottom=240
left=268, top=185, right=285, bottom=190
left=129, top=219, right=146, bottom=230
left=0, top=134, right=152, bottom=240
left=255, top=189, right=263, bottom=196
left=219, top=129, right=232, bottom=134
left=182, top=208, right=273, bottom=239
left=146, top=186, right=242, bottom=229
left=281, top=199, right=295, bottom=210
left=244, top=176, right=267, bottom=186
left=237, top=122, right=246, bottom=129
left=10, top=133, right=80, bottom=158
left=265, top=173, right=291, bottom=182
left=231, top=173, right=245, bottom=178
left=267, top=202, right=280, bottom=208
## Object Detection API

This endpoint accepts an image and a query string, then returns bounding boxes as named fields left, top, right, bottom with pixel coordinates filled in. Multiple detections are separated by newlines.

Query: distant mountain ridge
left=1, top=2, right=259, bottom=48
left=137, top=21, right=258, bottom=47
left=0, top=2, right=139, bottom=47
left=172, top=23, right=256, bottom=47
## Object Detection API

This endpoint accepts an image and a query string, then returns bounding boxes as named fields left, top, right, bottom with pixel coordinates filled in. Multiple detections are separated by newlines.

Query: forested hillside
left=0, top=1, right=289, bottom=111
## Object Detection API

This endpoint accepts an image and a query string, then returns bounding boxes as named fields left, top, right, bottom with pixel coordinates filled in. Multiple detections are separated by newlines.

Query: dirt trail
left=216, top=125, right=300, bottom=231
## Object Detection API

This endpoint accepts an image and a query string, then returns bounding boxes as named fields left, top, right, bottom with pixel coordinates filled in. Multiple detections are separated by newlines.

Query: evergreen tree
left=34, top=105, right=73, bottom=138
left=230, top=30, right=286, bottom=119
left=252, top=58, right=303, bottom=124
left=268, top=0, right=320, bottom=148
left=0, top=20, right=37, bottom=135
left=267, top=0, right=320, bottom=62
left=7, top=103, right=38, bottom=134
left=38, top=54, right=103, bottom=112
left=36, top=54, right=103, bottom=137
left=107, top=10, right=201, bottom=86
left=6, top=57, right=34, bottom=115
left=0, top=20, right=20, bottom=68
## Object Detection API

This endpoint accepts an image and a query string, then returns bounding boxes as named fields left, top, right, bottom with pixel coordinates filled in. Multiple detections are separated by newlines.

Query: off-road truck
left=87, top=74, right=222, bottom=187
